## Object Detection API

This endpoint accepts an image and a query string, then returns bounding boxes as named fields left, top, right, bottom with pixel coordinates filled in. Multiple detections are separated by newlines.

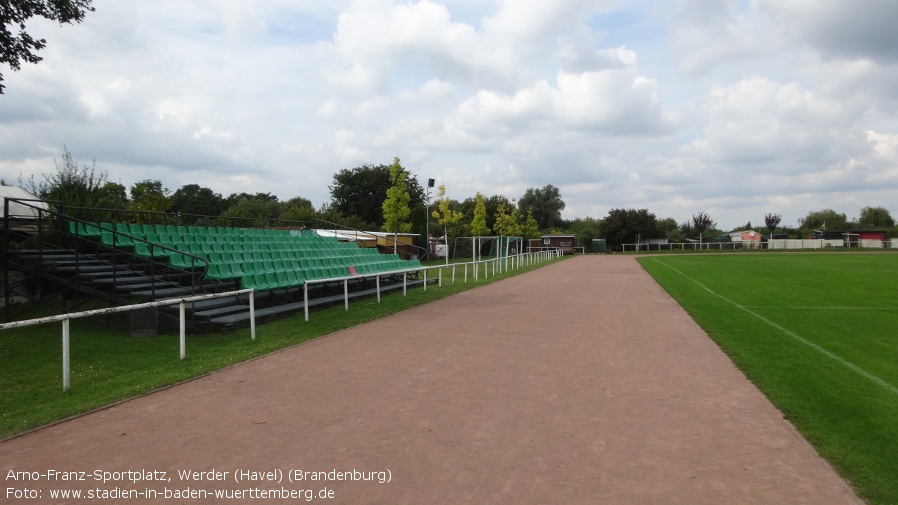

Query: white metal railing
left=0, top=289, right=256, bottom=390
left=301, top=249, right=558, bottom=321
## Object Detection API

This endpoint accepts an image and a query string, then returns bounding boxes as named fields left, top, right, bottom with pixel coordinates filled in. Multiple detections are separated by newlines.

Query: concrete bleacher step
left=209, top=301, right=307, bottom=325
left=130, top=286, right=195, bottom=298
left=114, top=281, right=185, bottom=293
left=193, top=303, right=252, bottom=320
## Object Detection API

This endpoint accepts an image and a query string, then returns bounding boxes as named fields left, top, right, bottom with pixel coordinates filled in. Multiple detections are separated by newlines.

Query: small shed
left=528, top=234, right=576, bottom=255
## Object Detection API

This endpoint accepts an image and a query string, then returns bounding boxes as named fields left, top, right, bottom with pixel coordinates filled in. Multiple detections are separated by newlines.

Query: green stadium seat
left=241, top=274, right=263, bottom=291
left=263, top=272, right=281, bottom=289
left=102, top=230, right=135, bottom=248
left=275, top=271, right=292, bottom=288
left=229, top=262, right=247, bottom=277
left=134, top=240, right=170, bottom=259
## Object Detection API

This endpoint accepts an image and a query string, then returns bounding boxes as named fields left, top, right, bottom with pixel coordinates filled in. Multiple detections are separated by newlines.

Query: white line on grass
left=651, top=258, right=898, bottom=397
left=743, top=306, right=896, bottom=311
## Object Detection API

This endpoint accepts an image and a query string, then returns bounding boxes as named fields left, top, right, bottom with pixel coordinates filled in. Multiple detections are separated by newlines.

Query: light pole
left=426, top=178, right=434, bottom=261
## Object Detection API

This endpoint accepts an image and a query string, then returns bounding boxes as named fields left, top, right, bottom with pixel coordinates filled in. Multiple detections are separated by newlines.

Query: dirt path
left=0, top=256, right=862, bottom=504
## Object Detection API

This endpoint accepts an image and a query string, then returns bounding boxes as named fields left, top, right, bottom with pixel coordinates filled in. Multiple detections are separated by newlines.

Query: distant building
left=528, top=234, right=576, bottom=255
left=813, top=229, right=887, bottom=246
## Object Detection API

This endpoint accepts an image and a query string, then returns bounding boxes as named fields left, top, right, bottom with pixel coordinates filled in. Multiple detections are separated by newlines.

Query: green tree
left=799, top=209, right=846, bottom=230
left=459, top=194, right=511, bottom=232
left=128, top=180, right=171, bottom=218
left=316, top=202, right=370, bottom=231
left=431, top=184, right=463, bottom=264
left=692, top=212, right=714, bottom=246
left=518, top=184, right=565, bottom=230
left=567, top=217, right=600, bottom=252
left=859, top=206, right=894, bottom=228
left=382, top=157, right=412, bottom=254
left=470, top=192, right=490, bottom=261
left=492, top=200, right=522, bottom=238
left=220, top=193, right=280, bottom=227
left=330, top=163, right=424, bottom=228
left=25, top=145, right=108, bottom=209
left=170, top=184, right=229, bottom=221
left=1, top=0, right=94, bottom=94
left=657, top=217, right=681, bottom=242
left=764, top=213, right=782, bottom=239
left=600, top=208, right=658, bottom=250
left=522, top=209, right=540, bottom=240
left=91, top=182, right=128, bottom=221
left=279, top=196, right=316, bottom=224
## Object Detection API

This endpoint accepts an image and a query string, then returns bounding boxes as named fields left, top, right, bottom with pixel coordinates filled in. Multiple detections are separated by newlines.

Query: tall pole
left=426, top=178, right=434, bottom=261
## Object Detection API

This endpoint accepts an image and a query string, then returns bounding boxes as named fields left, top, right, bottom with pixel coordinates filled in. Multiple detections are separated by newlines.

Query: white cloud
left=1, top=0, right=898, bottom=230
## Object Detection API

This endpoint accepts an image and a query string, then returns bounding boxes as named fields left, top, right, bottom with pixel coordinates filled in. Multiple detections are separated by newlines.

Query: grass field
left=639, top=253, right=898, bottom=505
left=0, top=256, right=559, bottom=441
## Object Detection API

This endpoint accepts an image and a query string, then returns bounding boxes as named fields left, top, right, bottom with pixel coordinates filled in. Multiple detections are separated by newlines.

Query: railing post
left=344, top=278, right=349, bottom=310
left=376, top=274, right=381, bottom=303
left=423, top=269, right=428, bottom=292
left=179, top=301, right=186, bottom=360
left=438, top=267, right=442, bottom=287
left=304, top=282, right=309, bottom=322
left=62, top=318, right=71, bottom=391
left=249, top=290, right=256, bottom=341
left=403, top=273, right=407, bottom=296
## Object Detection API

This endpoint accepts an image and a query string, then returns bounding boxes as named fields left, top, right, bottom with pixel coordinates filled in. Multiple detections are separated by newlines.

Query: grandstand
left=2, top=198, right=425, bottom=329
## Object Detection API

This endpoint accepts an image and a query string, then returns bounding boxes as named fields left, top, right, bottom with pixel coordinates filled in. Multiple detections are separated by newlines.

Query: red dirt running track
left=0, top=256, right=863, bottom=504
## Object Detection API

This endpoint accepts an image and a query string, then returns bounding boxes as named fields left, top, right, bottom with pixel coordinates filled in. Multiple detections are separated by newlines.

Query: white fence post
left=179, top=301, right=186, bottom=360
left=62, top=318, right=70, bottom=391
left=304, top=283, right=309, bottom=322
left=249, top=290, right=256, bottom=341
left=2, top=289, right=256, bottom=391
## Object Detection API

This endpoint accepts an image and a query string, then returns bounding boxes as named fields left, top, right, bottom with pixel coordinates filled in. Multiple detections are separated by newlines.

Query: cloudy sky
left=2, top=0, right=897, bottom=230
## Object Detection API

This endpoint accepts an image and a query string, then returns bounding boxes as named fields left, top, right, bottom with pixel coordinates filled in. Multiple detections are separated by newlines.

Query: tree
left=279, top=196, right=316, bottom=224
left=93, top=182, right=127, bottom=215
left=567, top=217, right=600, bottom=252
left=24, top=145, right=108, bottom=210
left=764, top=213, right=782, bottom=239
left=1, top=0, right=94, bottom=94
left=859, top=206, right=894, bottom=228
left=492, top=200, right=522, bottom=238
left=518, top=184, right=565, bottom=230
left=470, top=192, right=490, bottom=261
left=798, top=209, right=846, bottom=231
left=431, top=184, right=463, bottom=264
left=522, top=210, right=540, bottom=240
left=170, top=184, right=229, bottom=221
left=381, top=157, right=412, bottom=254
left=220, top=193, right=280, bottom=227
left=656, top=217, right=681, bottom=242
left=600, top=208, right=658, bottom=251
left=692, top=212, right=714, bottom=246
left=128, top=180, right=171, bottom=217
left=459, top=194, right=511, bottom=233
left=330, top=163, right=424, bottom=228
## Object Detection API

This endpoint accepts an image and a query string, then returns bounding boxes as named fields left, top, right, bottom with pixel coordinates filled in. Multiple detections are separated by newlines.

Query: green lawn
left=0, top=256, right=560, bottom=440
left=639, top=253, right=898, bottom=505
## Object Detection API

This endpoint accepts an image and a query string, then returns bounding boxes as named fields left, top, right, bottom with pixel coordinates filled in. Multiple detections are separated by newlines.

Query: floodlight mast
left=426, top=178, right=434, bottom=261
